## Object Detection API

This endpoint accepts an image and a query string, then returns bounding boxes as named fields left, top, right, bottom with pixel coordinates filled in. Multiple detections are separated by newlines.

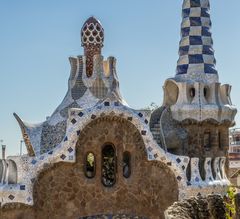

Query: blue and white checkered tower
left=176, top=0, right=219, bottom=83
left=162, top=0, right=236, bottom=125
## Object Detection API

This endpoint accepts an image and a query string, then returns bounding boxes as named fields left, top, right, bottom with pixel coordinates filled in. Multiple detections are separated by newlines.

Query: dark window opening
left=211, top=158, right=216, bottom=180
left=190, top=88, right=195, bottom=98
left=85, top=152, right=96, bottom=178
left=204, top=132, right=211, bottom=151
left=123, top=151, right=131, bottom=178
left=204, top=87, right=207, bottom=97
left=102, top=144, right=116, bottom=187
left=186, top=160, right=191, bottom=182
left=218, top=132, right=222, bottom=149
left=199, top=158, right=206, bottom=181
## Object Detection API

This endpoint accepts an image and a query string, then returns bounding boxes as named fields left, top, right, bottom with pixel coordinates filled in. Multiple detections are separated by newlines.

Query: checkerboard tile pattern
left=176, top=0, right=218, bottom=76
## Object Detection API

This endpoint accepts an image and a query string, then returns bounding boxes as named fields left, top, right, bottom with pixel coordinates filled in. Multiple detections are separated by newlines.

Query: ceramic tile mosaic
left=176, top=0, right=218, bottom=83
left=0, top=99, right=232, bottom=206
left=0, top=1, right=237, bottom=208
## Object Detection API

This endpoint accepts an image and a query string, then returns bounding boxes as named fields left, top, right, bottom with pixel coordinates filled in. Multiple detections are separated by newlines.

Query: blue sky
left=0, top=0, right=240, bottom=156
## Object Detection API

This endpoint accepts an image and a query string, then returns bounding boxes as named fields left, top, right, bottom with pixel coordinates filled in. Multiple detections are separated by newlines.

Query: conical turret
left=176, top=0, right=218, bottom=83
left=161, top=0, right=237, bottom=158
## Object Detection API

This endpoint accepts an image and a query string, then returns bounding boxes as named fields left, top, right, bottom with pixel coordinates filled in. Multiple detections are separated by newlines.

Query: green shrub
left=225, top=186, right=236, bottom=219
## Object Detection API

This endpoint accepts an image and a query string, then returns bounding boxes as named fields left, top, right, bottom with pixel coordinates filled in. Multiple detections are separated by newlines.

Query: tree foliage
left=225, top=186, right=236, bottom=219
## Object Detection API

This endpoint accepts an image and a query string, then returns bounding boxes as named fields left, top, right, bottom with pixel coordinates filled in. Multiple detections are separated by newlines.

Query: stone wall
left=1, top=117, right=178, bottom=219
left=164, top=194, right=226, bottom=219
left=182, top=123, right=229, bottom=158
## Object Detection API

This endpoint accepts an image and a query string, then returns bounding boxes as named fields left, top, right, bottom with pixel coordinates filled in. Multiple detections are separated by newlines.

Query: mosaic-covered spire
left=81, top=17, right=104, bottom=77
left=176, top=0, right=218, bottom=82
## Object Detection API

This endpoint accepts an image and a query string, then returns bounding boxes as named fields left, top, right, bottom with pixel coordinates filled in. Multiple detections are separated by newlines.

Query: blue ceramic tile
left=202, top=27, right=211, bottom=37
left=201, top=8, right=210, bottom=17
left=71, top=118, right=77, bottom=124
left=91, top=114, right=96, bottom=119
left=202, top=45, right=214, bottom=55
left=31, top=159, right=37, bottom=165
left=78, top=112, right=84, bottom=117
left=190, top=17, right=202, bottom=26
left=190, top=0, right=201, bottom=7
left=68, top=147, right=73, bottom=153
left=177, top=176, right=182, bottom=181
left=181, top=27, right=190, bottom=37
left=176, top=64, right=188, bottom=74
left=189, top=36, right=203, bottom=45
left=179, top=46, right=189, bottom=56
left=189, top=54, right=204, bottom=64
left=176, top=158, right=181, bottom=163
left=204, top=64, right=217, bottom=74
left=60, top=154, right=66, bottom=160
left=20, top=185, right=26, bottom=190
left=8, top=195, right=15, bottom=200
left=182, top=8, right=190, bottom=18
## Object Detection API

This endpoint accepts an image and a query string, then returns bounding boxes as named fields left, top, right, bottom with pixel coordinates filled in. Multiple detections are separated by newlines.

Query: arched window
left=123, top=151, right=131, bottom=178
left=188, top=87, right=196, bottom=103
left=102, top=144, right=116, bottom=187
left=190, top=88, right=195, bottom=98
left=85, top=152, right=95, bottom=178
left=204, top=86, right=210, bottom=103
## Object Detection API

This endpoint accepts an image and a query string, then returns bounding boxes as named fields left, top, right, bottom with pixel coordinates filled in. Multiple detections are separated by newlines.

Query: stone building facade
left=228, top=128, right=240, bottom=189
left=0, top=0, right=237, bottom=218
